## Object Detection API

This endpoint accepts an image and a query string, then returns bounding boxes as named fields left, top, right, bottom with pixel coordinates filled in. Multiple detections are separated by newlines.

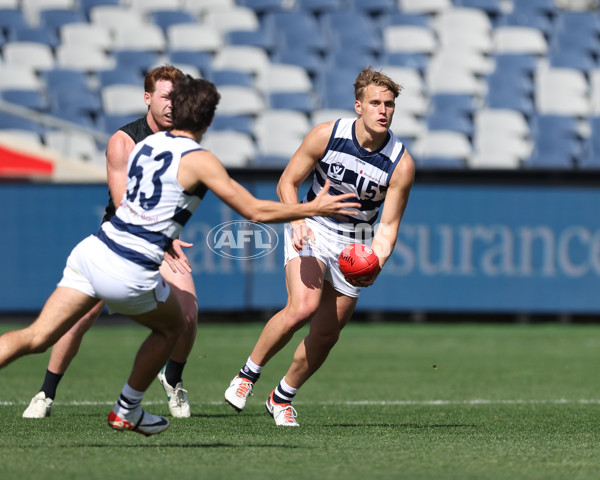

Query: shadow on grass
left=85, top=443, right=305, bottom=449
left=322, top=423, right=477, bottom=428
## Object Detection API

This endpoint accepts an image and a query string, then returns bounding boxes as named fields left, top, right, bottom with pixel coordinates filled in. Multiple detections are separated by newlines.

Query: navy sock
left=164, top=359, right=186, bottom=387
left=272, top=379, right=297, bottom=405
left=238, top=366, right=261, bottom=383
left=40, top=370, right=63, bottom=400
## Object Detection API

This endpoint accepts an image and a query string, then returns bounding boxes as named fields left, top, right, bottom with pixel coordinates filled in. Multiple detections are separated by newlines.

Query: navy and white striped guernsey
left=303, top=117, right=405, bottom=238
left=95, top=131, right=207, bottom=270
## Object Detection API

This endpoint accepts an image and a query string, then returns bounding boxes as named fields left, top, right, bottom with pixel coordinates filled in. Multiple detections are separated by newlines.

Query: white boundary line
left=2, top=399, right=600, bottom=407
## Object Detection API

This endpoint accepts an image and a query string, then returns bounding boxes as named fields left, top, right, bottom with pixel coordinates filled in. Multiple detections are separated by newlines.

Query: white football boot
left=265, top=392, right=299, bottom=427
left=22, top=392, right=53, bottom=418
left=224, top=376, right=254, bottom=412
left=108, top=408, right=169, bottom=436
left=157, top=366, right=191, bottom=418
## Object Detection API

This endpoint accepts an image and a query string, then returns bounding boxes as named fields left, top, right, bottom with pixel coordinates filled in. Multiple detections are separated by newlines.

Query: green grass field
left=1, top=320, right=600, bottom=480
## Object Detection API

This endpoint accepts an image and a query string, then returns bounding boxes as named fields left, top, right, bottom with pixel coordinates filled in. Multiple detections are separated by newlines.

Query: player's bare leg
left=284, top=282, right=357, bottom=389
left=156, top=263, right=197, bottom=417
left=46, top=300, right=104, bottom=374
left=23, top=299, right=104, bottom=418
left=225, top=257, right=325, bottom=412
left=160, top=263, right=197, bottom=364
left=0, top=287, right=99, bottom=368
left=249, top=256, right=326, bottom=365
left=108, top=290, right=185, bottom=436
left=265, top=282, right=356, bottom=426
left=127, top=292, right=185, bottom=391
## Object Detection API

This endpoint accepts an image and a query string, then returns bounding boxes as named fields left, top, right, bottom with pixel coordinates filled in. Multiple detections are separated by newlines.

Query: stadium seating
left=1, top=0, right=600, bottom=171
left=0, top=89, right=49, bottom=112
left=3, top=42, right=55, bottom=71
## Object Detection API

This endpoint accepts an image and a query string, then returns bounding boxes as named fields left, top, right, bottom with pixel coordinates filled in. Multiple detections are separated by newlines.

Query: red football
left=338, top=243, right=379, bottom=281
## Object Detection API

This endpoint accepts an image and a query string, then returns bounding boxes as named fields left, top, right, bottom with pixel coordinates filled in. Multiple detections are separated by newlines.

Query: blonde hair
left=353, top=66, right=402, bottom=101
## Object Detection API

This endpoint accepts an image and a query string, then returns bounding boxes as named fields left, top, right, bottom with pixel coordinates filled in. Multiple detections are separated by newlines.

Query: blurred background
left=1, top=0, right=600, bottom=322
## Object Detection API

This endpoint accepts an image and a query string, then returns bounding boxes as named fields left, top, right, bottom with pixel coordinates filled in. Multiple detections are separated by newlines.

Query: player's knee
left=314, top=330, right=341, bottom=350
left=287, top=299, right=320, bottom=325
left=182, top=304, right=198, bottom=329
left=28, top=331, right=54, bottom=354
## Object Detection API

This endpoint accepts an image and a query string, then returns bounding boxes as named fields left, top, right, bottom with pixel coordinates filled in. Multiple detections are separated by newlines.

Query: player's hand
left=164, top=238, right=193, bottom=274
left=313, top=179, right=361, bottom=220
left=345, top=265, right=382, bottom=288
left=291, top=223, right=314, bottom=252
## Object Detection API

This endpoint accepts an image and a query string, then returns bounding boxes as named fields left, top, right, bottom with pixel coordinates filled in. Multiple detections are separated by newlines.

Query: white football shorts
left=58, top=234, right=170, bottom=315
left=284, top=217, right=362, bottom=298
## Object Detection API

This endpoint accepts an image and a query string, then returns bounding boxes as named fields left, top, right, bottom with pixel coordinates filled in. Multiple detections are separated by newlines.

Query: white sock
left=246, top=356, right=263, bottom=374
left=113, top=382, right=145, bottom=420
left=279, top=377, right=298, bottom=396
left=273, top=376, right=298, bottom=404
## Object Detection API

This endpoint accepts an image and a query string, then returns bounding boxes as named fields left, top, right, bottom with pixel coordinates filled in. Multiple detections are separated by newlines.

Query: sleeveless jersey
left=102, top=116, right=154, bottom=223
left=96, top=131, right=207, bottom=270
left=303, top=118, right=405, bottom=238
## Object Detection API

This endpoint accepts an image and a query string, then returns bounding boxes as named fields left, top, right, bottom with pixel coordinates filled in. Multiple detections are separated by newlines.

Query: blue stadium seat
left=315, top=69, right=358, bottom=110
left=39, top=9, right=86, bottom=33
left=548, top=47, right=595, bottom=72
left=149, top=10, right=196, bottom=33
left=378, top=52, right=429, bottom=73
left=492, top=54, right=538, bottom=76
left=497, top=11, right=553, bottom=36
left=48, top=89, right=102, bottom=117
left=578, top=116, right=600, bottom=169
left=96, top=113, right=140, bottom=135
left=379, top=11, right=430, bottom=28
left=452, top=0, right=502, bottom=16
left=263, top=11, right=328, bottom=53
left=0, top=9, right=28, bottom=36
left=7, top=26, right=60, bottom=48
left=96, top=67, right=144, bottom=88
left=555, top=11, right=600, bottom=36
left=209, top=69, right=254, bottom=88
left=210, top=114, right=255, bottom=136
left=51, top=110, right=97, bottom=129
left=429, top=94, right=476, bottom=115
left=348, top=0, right=396, bottom=15
left=531, top=114, right=579, bottom=140
left=269, top=92, right=316, bottom=113
left=417, top=156, right=467, bottom=169
left=486, top=88, right=534, bottom=117
left=0, top=89, right=48, bottom=112
left=42, top=68, right=90, bottom=94
left=238, top=0, right=290, bottom=13
left=226, top=29, right=276, bottom=52
left=326, top=49, right=377, bottom=72
left=167, top=50, right=212, bottom=76
left=270, top=48, right=325, bottom=77
left=78, top=0, right=120, bottom=19
left=113, top=50, right=161, bottom=76
left=321, top=12, right=382, bottom=53
left=512, top=0, right=556, bottom=14
left=525, top=127, right=582, bottom=169
left=487, top=70, right=534, bottom=95
left=551, top=29, right=600, bottom=54
left=425, top=112, right=474, bottom=137
left=525, top=141, right=579, bottom=169
left=0, top=113, right=46, bottom=136
left=296, top=0, right=345, bottom=14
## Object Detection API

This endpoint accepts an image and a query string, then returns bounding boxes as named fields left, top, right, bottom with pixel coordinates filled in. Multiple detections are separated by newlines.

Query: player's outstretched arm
left=179, top=150, right=360, bottom=224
